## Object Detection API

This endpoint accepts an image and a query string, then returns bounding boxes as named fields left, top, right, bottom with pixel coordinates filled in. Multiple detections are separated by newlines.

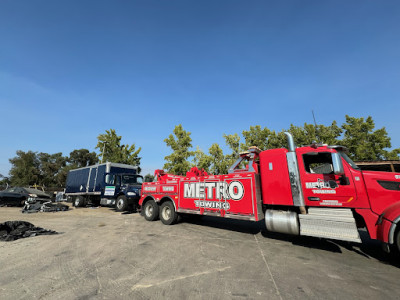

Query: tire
left=143, top=200, right=159, bottom=221
left=73, top=196, right=85, bottom=207
left=390, top=228, right=400, bottom=256
left=159, top=201, right=178, bottom=225
left=115, top=195, right=128, bottom=212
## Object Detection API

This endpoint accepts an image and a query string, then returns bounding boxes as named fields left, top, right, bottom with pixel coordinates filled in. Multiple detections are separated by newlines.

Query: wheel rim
left=117, top=199, right=124, bottom=209
left=145, top=204, right=153, bottom=217
left=74, top=199, right=79, bottom=206
left=162, top=206, right=171, bottom=220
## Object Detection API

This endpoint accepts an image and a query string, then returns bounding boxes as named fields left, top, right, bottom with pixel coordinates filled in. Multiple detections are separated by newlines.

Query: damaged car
left=0, top=187, right=51, bottom=207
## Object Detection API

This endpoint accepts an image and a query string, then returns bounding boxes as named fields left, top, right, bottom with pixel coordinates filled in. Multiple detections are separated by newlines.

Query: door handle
left=308, top=197, right=320, bottom=201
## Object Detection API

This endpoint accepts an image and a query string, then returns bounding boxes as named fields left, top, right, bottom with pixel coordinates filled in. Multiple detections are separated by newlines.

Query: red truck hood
left=361, top=170, right=400, bottom=216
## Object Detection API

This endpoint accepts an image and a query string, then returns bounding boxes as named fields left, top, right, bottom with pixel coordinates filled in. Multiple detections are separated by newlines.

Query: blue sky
left=1, top=0, right=400, bottom=177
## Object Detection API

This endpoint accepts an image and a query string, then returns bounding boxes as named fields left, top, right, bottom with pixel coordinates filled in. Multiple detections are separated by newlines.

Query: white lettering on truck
left=162, top=186, right=174, bottom=192
left=194, top=200, right=230, bottom=210
left=144, top=186, right=157, bottom=192
left=183, top=181, right=244, bottom=201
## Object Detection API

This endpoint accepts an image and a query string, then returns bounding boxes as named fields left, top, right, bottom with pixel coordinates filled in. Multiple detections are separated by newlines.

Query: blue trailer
left=65, top=162, right=143, bottom=211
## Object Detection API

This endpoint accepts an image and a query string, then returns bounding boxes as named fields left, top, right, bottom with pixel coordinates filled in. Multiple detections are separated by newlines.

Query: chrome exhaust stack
left=284, top=132, right=306, bottom=214
left=284, top=132, right=296, bottom=152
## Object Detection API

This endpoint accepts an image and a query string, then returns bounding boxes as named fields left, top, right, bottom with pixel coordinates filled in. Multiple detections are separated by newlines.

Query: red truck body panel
left=259, top=148, right=293, bottom=206
left=140, top=171, right=263, bottom=221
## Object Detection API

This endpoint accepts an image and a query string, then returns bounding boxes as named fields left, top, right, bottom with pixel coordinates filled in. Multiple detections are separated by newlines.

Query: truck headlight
left=127, top=192, right=137, bottom=196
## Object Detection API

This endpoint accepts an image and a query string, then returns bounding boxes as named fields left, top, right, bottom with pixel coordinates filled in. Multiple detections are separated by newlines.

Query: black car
left=0, top=187, right=51, bottom=207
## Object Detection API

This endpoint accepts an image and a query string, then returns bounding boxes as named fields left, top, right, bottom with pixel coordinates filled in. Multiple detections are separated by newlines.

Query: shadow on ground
left=108, top=207, right=138, bottom=215
left=180, top=215, right=400, bottom=268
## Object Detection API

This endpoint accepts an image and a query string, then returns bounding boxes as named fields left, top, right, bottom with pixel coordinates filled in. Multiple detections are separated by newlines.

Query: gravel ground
left=0, top=205, right=399, bottom=300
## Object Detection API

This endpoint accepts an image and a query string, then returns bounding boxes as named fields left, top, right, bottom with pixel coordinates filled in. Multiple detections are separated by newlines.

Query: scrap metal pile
left=22, top=199, right=69, bottom=214
left=0, top=221, right=58, bottom=241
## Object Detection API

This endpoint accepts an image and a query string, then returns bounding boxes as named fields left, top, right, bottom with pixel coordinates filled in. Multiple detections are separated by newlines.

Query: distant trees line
left=1, top=129, right=142, bottom=188
left=162, top=115, right=400, bottom=175
left=1, top=115, right=399, bottom=187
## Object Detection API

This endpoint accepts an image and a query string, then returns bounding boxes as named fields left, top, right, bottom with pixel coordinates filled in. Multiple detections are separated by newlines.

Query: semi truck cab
left=103, top=173, right=143, bottom=211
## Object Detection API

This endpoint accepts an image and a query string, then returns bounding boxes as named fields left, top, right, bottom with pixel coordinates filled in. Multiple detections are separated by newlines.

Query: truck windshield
left=339, top=152, right=360, bottom=170
left=121, top=175, right=143, bottom=185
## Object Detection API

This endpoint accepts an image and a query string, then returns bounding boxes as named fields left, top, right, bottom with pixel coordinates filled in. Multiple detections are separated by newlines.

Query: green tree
left=0, top=174, right=10, bottom=188
left=240, top=122, right=342, bottom=152
left=222, top=133, right=241, bottom=170
left=267, top=130, right=287, bottom=149
left=208, top=143, right=229, bottom=175
left=163, top=125, right=193, bottom=175
left=68, top=149, right=98, bottom=168
left=192, top=147, right=212, bottom=173
left=316, top=121, right=343, bottom=145
left=241, top=125, right=271, bottom=151
left=144, top=173, right=155, bottom=182
left=286, top=121, right=342, bottom=147
left=96, top=129, right=142, bottom=172
left=341, top=115, right=399, bottom=161
left=9, top=151, right=41, bottom=186
left=240, top=126, right=287, bottom=150
left=38, top=152, right=67, bottom=187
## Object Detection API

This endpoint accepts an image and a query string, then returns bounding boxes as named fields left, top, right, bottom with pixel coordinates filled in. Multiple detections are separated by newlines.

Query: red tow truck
left=139, top=133, right=400, bottom=254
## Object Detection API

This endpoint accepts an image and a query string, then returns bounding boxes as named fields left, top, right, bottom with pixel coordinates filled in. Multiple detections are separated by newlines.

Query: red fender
left=355, top=209, right=379, bottom=240
left=377, top=202, right=400, bottom=244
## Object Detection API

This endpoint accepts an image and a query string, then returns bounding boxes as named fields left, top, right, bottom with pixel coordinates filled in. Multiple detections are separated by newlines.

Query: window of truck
left=303, top=152, right=334, bottom=174
left=105, top=174, right=115, bottom=185
left=121, top=175, right=143, bottom=185
left=339, top=152, right=360, bottom=170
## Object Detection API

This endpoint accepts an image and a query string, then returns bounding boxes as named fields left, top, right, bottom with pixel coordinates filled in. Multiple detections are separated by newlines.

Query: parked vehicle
left=0, top=187, right=51, bottom=207
left=65, top=162, right=143, bottom=211
left=140, top=132, right=400, bottom=255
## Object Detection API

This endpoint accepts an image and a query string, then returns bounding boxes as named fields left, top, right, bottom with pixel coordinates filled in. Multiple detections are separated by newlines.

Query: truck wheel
left=73, top=196, right=85, bottom=207
left=143, top=200, right=159, bottom=221
left=391, top=228, right=400, bottom=256
left=115, top=195, right=128, bottom=212
left=160, top=201, right=178, bottom=225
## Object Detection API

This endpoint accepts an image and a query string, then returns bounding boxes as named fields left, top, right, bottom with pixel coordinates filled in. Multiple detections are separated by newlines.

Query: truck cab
left=259, top=134, right=400, bottom=254
left=103, top=173, right=143, bottom=211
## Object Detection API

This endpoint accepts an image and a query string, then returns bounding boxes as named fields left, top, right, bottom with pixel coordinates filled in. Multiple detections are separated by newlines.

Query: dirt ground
left=1, top=205, right=400, bottom=300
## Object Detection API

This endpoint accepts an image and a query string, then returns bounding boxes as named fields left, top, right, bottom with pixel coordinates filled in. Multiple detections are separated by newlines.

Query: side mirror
left=332, top=153, right=344, bottom=175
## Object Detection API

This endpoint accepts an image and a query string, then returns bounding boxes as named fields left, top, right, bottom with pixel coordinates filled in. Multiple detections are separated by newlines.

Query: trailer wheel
left=115, top=195, right=128, bottom=212
left=160, top=201, right=178, bottom=225
left=73, top=196, right=85, bottom=207
left=143, top=200, right=159, bottom=221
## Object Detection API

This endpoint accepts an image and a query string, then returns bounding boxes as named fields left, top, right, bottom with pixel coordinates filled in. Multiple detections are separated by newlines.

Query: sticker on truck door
left=105, top=186, right=116, bottom=196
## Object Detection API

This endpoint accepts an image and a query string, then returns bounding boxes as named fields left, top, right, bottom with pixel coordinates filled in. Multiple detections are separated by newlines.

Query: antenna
left=312, top=110, right=321, bottom=143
